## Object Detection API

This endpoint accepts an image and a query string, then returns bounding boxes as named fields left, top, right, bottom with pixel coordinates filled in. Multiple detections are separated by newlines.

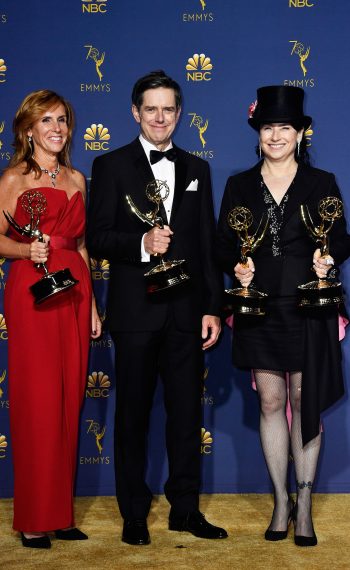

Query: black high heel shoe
left=293, top=480, right=318, bottom=547
left=54, top=527, right=88, bottom=540
left=265, top=497, right=295, bottom=541
left=292, top=504, right=317, bottom=547
left=21, top=532, right=51, bottom=549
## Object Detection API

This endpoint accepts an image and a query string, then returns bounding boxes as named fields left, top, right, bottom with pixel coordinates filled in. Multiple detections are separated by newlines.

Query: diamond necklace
left=40, top=163, right=60, bottom=187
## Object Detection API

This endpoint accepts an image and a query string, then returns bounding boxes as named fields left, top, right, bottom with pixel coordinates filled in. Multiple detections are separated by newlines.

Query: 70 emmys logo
left=182, top=1, right=214, bottom=22
left=0, top=121, right=10, bottom=161
left=189, top=113, right=208, bottom=148
left=86, top=419, right=106, bottom=455
left=0, top=370, right=6, bottom=398
left=0, top=256, right=7, bottom=283
left=0, top=122, right=5, bottom=150
left=186, top=53, right=213, bottom=82
left=85, top=45, right=105, bottom=82
left=82, top=0, right=108, bottom=13
left=290, top=40, right=310, bottom=77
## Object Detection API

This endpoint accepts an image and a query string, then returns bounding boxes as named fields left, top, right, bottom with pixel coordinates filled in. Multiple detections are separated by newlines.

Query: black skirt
left=232, top=296, right=304, bottom=371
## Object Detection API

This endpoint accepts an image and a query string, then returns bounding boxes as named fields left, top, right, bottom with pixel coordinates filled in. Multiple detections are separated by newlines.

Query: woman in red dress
left=0, top=90, right=101, bottom=548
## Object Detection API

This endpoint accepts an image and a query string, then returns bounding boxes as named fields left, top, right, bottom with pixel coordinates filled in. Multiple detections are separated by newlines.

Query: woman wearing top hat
left=217, top=85, right=350, bottom=546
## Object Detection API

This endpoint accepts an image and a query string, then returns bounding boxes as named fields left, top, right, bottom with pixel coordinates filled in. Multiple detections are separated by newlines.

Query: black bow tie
left=150, top=148, right=177, bottom=165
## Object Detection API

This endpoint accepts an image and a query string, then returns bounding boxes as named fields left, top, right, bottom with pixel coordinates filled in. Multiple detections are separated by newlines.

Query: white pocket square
left=186, top=179, right=198, bottom=191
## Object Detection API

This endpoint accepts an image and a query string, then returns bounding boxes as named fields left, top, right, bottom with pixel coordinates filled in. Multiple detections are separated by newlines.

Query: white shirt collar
left=139, top=134, right=173, bottom=162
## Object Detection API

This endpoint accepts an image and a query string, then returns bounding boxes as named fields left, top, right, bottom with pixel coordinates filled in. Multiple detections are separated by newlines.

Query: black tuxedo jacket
left=87, top=138, right=222, bottom=332
left=217, top=162, right=350, bottom=297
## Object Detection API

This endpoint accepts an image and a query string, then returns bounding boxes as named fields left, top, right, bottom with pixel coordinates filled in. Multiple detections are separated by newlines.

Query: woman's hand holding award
left=226, top=206, right=269, bottom=316
left=298, top=196, right=343, bottom=307
left=4, top=190, right=78, bottom=304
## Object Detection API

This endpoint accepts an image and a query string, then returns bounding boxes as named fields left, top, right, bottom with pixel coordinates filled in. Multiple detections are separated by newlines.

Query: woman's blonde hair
left=9, top=89, right=75, bottom=177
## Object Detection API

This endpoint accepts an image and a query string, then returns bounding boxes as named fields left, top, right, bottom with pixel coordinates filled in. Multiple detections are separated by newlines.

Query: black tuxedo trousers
left=111, top=310, right=203, bottom=519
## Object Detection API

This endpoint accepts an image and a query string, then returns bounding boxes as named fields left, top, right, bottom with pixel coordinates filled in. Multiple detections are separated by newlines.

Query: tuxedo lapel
left=168, top=145, right=188, bottom=225
left=131, top=138, right=155, bottom=193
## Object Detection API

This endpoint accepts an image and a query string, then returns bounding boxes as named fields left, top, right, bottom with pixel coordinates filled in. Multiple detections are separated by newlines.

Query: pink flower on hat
left=248, top=100, right=257, bottom=118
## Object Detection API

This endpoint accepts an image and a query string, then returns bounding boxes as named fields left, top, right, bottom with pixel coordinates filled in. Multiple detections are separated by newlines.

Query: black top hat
left=248, top=85, right=312, bottom=131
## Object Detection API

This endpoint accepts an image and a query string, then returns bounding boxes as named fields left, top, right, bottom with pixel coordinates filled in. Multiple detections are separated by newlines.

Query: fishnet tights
left=254, top=369, right=320, bottom=536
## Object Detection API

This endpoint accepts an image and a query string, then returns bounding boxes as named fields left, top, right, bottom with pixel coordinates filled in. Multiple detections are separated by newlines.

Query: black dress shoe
left=21, top=532, right=51, bottom=549
left=265, top=498, right=295, bottom=541
left=169, top=511, right=228, bottom=539
left=122, top=519, right=150, bottom=545
left=54, top=528, right=88, bottom=540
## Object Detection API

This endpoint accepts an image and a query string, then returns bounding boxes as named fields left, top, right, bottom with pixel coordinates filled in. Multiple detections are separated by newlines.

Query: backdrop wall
left=1, top=0, right=350, bottom=497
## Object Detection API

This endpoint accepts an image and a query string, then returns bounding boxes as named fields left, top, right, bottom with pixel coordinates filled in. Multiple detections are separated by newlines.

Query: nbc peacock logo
left=0, top=58, right=6, bottom=83
left=186, top=53, right=213, bottom=82
left=84, top=123, right=110, bottom=151
left=201, top=427, right=213, bottom=454
left=81, top=0, right=109, bottom=14
left=0, top=314, right=7, bottom=341
left=289, top=0, right=314, bottom=6
left=86, top=371, right=111, bottom=398
left=305, top=126, right=313, bottom=147
left=90, top=258, right=110, bottom=280
left=0, top=434, right=8, bottom=458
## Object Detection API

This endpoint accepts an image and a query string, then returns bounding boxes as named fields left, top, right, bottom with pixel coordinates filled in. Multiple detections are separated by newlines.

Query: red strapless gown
left=4, top=188, right=91, bottom=532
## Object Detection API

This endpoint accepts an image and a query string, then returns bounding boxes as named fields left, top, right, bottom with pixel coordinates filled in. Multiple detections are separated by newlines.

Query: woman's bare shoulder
left=0, top=165, right=27, bottom=193
left=71, top=168, right=86, bottom=186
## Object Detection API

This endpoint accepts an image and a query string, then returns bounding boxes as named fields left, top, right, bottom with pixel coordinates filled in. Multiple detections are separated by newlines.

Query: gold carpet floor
left=1, top=494, right=349, bottom=570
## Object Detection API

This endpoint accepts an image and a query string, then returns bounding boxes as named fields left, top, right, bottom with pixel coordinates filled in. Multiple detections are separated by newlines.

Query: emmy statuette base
left=225, top=287, right=268, bottom=316
left=145, top=260, right=190, bottom=294
left=30, top=268, right=79, bottom=304
left=298, top=279, right=343, bottom=308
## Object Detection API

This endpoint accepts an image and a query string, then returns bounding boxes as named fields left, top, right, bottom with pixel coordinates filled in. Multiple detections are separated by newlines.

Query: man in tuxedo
left=87, top=70, right=227, bottom=545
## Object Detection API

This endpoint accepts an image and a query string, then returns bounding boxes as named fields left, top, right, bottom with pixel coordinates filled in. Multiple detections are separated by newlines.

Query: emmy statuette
left=4, top=190, right=78, bottom=304
left=298, top=196, right=344, bottom=307
left=226, top=206, right=269, bottom=315
left=126, top=180, right=190, bottom=293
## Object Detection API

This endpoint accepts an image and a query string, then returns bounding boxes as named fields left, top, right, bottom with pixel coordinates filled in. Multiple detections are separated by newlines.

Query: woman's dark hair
left=131, top=70, right=182, bottom=110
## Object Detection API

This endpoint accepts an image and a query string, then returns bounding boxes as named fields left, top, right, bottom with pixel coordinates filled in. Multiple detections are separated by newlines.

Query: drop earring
left=259, top=143, right=262, bottom=159
left=297, top=141, right=300, bottom=158
left=27, top=135, right=33, bottom=155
